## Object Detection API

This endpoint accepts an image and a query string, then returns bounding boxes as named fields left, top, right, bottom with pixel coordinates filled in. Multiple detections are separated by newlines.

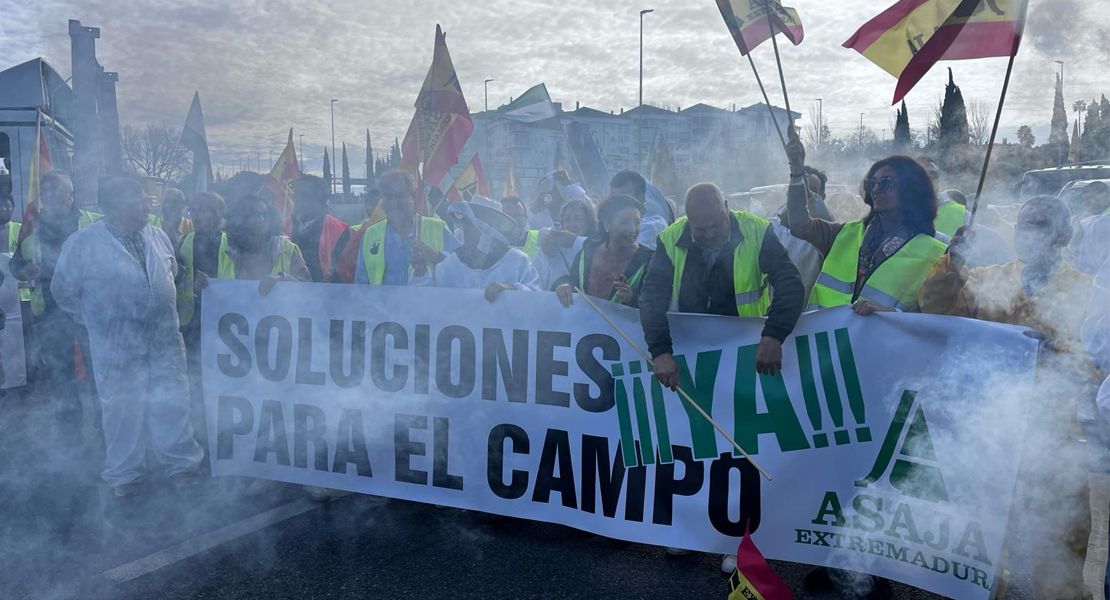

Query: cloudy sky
left=1, top=0, right=1106, bottom=177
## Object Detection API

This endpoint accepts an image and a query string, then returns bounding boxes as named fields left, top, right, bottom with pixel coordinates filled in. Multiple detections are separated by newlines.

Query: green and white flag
left=498, top=83, right=558, bottom=123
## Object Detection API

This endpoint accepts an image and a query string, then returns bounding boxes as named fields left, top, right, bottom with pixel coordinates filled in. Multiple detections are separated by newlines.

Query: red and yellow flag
left=716, top=0, right=804, bottom=56
left=400, top=24, right=474, bottom=215
left=844, top=0, right=1028, bottom=104
left=444, top=154, right=488, bottom=204
left=727, top=532, right=793, bottom=600
left=261, top=129, right=302, bottom=232
left=17, top=111, right=54, bottom=248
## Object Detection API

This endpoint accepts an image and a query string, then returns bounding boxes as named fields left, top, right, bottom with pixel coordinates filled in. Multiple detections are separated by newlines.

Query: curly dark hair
left=860, top=155, right=937, bottom=238
left=596, top=193, right=643, bottom=243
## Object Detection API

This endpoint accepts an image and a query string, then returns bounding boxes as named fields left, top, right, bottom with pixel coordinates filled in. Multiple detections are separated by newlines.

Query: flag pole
left=968, top=1, right=1028, bottom=227
left=967, top=50, right=1017, bottom=228
left=745, top=52, right=789, bottom=153
left=765, top=2, right=793, bottom=127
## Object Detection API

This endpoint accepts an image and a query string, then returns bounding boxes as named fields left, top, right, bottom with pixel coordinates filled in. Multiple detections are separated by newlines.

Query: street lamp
left=639, top=8, right=654, bottom=173
left=859, top=113, right=865, bottom=148
left=484, top=78, right=494, bottom=112
left=330, top=99, right=339, bottom=195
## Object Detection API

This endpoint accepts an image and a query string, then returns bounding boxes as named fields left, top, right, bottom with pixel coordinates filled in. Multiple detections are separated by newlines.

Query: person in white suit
left=52, top=177, right=203, bottom=497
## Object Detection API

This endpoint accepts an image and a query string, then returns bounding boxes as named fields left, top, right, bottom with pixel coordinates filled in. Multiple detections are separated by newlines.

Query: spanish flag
left=400, top=25, right=474, bottom=215
left=727, top=532, right=793, bottom=600
left=444, top=154, right=488, bottom=204
left=716, top=0, right=804, bottom=56
left=17, top=111, right=53, bottom=249
left=262, top=128, right=302, bottom=232
left=843, top=0, right=1028, bottom=104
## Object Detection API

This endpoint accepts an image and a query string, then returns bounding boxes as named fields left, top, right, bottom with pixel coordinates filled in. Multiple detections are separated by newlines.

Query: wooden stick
left=745, top=52, right=789, bottom=153
left=766, top=2, right=793, bottom=126
left=572, top=286, right=772, bottom=481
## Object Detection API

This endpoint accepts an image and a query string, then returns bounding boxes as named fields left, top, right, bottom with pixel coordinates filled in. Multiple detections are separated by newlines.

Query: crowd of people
left=1, top=124, right=1108, bottom=600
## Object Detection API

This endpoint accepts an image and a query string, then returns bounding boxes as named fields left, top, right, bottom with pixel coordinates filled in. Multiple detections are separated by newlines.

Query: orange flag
left=261, top=129, right=302, bottom=232
left=445, top=154, right=488, bottom=204
left=17, top=111, right=53, bottom=249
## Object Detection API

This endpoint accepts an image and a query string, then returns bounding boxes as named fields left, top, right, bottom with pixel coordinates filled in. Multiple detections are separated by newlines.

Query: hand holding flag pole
left=570, top=285, right=772, bottom=482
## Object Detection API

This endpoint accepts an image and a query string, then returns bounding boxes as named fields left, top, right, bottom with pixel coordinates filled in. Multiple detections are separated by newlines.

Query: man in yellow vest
left=499, top=196, right=540, bottom=259
left=640, top=183, right=804, bottom=384
left=0, top=192, right=29, bottom=303
left=11, top=171, right=100, bottom=444
left=355, top=170, right=458, bottom=285
left=934, top=189, right=968, bottom=239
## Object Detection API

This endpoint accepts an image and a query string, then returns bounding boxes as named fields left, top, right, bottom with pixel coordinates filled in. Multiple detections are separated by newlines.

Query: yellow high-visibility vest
left=934, top=200, right=966, bottom=238
left=216, top=235, right=298, bottom=280
left=521, top=230, right=540, bottom=259
left=5, top=222, right=29, bottom=303
left=24, top=210, right=102, bottom=316
left=177, top=231, right=231, bottom=327
left=808, top=220, right=947, bottom=312
left=658, top=210, right=771, bottom=317
left=360, top=216, right=446, bottom=285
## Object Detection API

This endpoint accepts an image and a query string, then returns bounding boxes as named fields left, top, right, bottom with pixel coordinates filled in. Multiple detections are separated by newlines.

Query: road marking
left=101, top=498, right=325, bottom=583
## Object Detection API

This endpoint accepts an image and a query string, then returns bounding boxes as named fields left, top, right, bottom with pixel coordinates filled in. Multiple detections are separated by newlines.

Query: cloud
left=0, top=0, right=1104, bottom=177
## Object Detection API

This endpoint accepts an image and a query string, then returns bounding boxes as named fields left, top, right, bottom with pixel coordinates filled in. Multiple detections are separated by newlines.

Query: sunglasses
left=864, top=176, right=899, bottom=193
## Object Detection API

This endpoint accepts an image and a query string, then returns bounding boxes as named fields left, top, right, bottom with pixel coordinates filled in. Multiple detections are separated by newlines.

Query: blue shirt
left=355, top=219, right=460, bottom=285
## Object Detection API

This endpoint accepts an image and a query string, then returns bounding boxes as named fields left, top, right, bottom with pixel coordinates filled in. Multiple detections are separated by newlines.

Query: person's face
left=0, top=200, right=13, bottom=224
left=293, top=181, right=328, bottom=221
left=163, top=200, right=184, bottom=223
left=610, top=183, right=645, bottom=204
left=189, top=202, right=221, bottom=233
left=112, top=187, right=153, bottom=233
left=501, top=202, right=527, bottom=240
left=458, top=218, right=481, bottom=251
left=604, top=206, right=641, bottom=247
left=805, top=174, right=823, bottom=197
left=686, top=198, right=730, bottom=249
left=561, top=206, right=590, bottom=237
left=1014, top=207, right=1067, bottom=266
left=382, top=189, right=415, bottom=231
left=865, top=165, right=902, bottom=215
left=242, top=201, right=271, bottom=246
left=40, top=179, right=73, bottom=213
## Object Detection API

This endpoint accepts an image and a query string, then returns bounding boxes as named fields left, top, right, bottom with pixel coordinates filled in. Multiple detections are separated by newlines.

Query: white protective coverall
left=52, top=221, right=203, bottom=485
left=412, top=248, right=541, bottom=291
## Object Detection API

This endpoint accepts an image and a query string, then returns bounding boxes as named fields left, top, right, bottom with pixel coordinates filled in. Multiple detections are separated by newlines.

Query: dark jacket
left=639, top=216, right=804, bottom=358
left=554, top=240, right=654, bottom=307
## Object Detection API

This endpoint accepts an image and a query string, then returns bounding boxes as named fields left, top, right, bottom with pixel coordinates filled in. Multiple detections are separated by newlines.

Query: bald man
left=640, top=183, right=804, bottom=385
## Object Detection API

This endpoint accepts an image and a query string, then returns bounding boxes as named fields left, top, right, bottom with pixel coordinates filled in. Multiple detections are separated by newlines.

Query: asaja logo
left=610, top=328, right=873, bottom=469
left=855, top=390, right=949, bottom=503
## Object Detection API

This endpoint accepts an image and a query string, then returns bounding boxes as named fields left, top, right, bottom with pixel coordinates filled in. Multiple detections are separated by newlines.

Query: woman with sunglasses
left=554, top=194, right=654, bottom=308
left=784, top=128, right=946, bottom=315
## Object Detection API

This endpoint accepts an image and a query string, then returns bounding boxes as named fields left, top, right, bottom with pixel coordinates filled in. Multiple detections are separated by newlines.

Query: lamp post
left=484, top=78, right=494, bottom=112
left=330, top=99, right=339, bottom=195
left=859, top=113, right=865, bottom=149
left=638, top=8, right=654, bottom=173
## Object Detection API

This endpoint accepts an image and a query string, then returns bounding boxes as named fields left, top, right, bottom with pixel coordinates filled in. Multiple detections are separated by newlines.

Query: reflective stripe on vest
left=521, top=230, right=540, bottom=259
left=177, top=231, right=229, bottom=326
left=216, top=235, right=297, bottom=280
left=807, top=220, right=947, bottom=312
left=658, top=211, right=770, bottom=316
left=360, top=216, right=446, bottom=285
left=26, top=210, right=102, bottom=316
left=934, top=200, right=966, bottom=238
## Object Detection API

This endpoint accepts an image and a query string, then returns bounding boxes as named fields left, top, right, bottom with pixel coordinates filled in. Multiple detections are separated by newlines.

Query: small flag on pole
left=843, top=0, right=1029, bottom=104
left=260, top=129, right=302, bottom=231
left=180, top=91, right=213, bottom=194
left=17, top=111, right=53, bottom=249
left=716, top=0, right=804, bottom=56
left=444, top=154, right=488, bottom=204
left=727, top=531, right=793, bottom=600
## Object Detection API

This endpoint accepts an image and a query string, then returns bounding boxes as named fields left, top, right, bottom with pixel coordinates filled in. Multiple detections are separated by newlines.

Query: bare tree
left=804, top=103, right=828, bottom=149
left=120, top=123, right=190, bottom=182
left=967, top=98, right=992, bottom=145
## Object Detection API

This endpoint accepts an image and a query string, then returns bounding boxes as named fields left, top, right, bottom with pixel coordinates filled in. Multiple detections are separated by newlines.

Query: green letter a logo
left=855, top=390, right=949, bottom=503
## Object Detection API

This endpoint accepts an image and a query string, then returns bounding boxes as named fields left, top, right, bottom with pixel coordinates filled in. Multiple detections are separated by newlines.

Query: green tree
left=1016, top=125, right=1036, bottom=149
left=894, top=100, right=912, bottom=154
left=323, top=148, right=332, bottom=190
left=937, top=69, right=969, bottom=160
left=341, top=142, right=352, bottom=201
left=1048, top=74, right=1069, bottom=164
left=365, top=130, right=374, bottom=182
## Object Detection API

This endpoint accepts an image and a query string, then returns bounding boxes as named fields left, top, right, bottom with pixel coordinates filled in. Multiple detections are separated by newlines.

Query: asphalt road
left=1, top=390, right=1105, bottom=600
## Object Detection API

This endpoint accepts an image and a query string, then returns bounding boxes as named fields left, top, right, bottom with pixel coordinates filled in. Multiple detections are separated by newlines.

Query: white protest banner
left=202, top=281, right=1037, bottom=600
left=0, top=254, right=27, bottom=389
